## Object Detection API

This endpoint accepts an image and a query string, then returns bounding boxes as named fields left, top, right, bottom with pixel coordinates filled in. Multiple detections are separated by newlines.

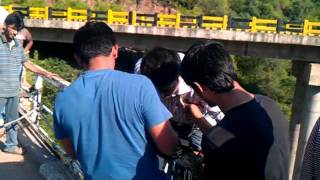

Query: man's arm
left=24, top=39, right=33, bottom=54
left=23, top=29, right=33, bottom=54
left=149, top=120, right=178, bottom=156
left=60, top=138, right=77, bottom=160
left=185, top=104, right=213, bottom=133
left=23, top=61, right=57, bottom=78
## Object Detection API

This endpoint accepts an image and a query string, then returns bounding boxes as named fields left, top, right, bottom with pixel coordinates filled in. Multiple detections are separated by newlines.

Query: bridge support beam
left=290, top=62, right=320, bottom=180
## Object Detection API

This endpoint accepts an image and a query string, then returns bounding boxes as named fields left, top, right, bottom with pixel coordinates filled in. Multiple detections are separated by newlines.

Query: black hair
left=4, top=13, right=20, bottom=29
left=140, top=47, right=180, bottom=90
left=115, top=47, right=143, bottom=73
left=181, top=41, right=237, bottom=93
left=73, top=22, right=116, bottom=65
left=11, top=11, right=25, bottom=30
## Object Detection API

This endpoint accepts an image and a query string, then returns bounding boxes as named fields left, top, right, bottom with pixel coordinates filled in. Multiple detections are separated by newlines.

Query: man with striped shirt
left=0, top=13, right=52, bottom=155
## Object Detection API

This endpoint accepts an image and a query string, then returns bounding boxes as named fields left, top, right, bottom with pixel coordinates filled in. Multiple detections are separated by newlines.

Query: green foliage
left=170, top=0, right=198, bottom=10
left=52, top=0, right=88, bottom=9
left=283, top=0, right=320, bottom=21
left=2, top=0, right=46, bottom=6
left=198, top=0, right=230, bottom=16
left=31, top=51, right=81, bottom=109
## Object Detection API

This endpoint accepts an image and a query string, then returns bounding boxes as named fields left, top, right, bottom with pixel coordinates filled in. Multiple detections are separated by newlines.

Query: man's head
left=140, top=47, right=181, bottom=97
left=73, top=22, right=117, bottom=68
left=11, top=11, right=25, bottom=31
left=4, top=13, right=20, bottom=41
left=181, top=42, right=236, bottom=97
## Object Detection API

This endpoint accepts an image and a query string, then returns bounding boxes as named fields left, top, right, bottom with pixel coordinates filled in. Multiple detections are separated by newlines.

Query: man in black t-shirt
left=180, top=42, right=289, bottom=180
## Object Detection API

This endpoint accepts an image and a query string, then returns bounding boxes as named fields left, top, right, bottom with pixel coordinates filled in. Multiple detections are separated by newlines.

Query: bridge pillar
left=290, top=62, right=320, bottom=180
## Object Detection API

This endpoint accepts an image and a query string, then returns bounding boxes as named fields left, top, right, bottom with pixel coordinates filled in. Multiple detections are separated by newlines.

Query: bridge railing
left=250, top=17, right=277, bottom=33
left=201, top=15, right=228, bottom=30
left=2, top=5, right=320, bottom=36
left=21, top=62, right=83, bottom=178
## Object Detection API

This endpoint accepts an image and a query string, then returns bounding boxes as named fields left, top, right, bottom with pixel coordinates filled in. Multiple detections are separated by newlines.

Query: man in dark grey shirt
left=180, top=41, right=290, bottom=180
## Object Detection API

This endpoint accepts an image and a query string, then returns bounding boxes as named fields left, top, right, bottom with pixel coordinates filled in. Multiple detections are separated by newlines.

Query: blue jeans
left=0, top=96, right=19, bottom=151
left=0, top=107, right=4, bottom=120
left=171, top=122, right=203, bottom=151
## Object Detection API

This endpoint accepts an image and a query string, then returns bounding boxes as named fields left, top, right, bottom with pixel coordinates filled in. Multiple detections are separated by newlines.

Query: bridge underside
left=29, top=27, right=320, bottom=62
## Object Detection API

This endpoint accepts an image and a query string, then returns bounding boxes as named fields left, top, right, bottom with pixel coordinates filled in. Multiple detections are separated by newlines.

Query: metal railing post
left=197, top=15, right=203, bottom=28
left=222, top=15, right=228, bottom=30
left=87, top=9, right=91, bottom=22
left=153, top=13, right=158, bottom=26
left=67, top=7, right=72, bottom=21
left=48, top=7, right=52, bottom=19
left=129, top=10, right=137, bottom=26
left=25, top=6, right=30, bottom=18
left=251, top=16, right=257, bottom=33
left=276, top=18, right=282, bottom=33
left=303, top=19, right=309, bottom=36
left=44, top=7, right=49, bottom=20
left=227, top=16, right=232, bottom=29
left=107, top=9, right=112, bottom=24
left=175, top=13, right=181, bottom=28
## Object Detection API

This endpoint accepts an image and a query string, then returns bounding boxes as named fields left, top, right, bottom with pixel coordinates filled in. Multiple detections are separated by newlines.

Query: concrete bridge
left=23, top=18, right=320, bottom=180
left=26, top=19, right=320, bottom=62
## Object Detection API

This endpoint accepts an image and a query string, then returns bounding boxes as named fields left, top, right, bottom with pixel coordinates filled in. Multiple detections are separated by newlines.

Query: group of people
left=2, top=11, right=319, bottom=180
left=52, top=22, right=290, bottom=180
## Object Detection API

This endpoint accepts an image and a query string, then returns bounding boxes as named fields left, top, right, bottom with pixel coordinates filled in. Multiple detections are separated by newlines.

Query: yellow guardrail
left=1, top=5, right=320, bottom=36
left=202, top=15, right=228, bottom=30
left=180, top=16, right=197, bottom=28
left=51, top=11, right=67, bottom=18
left=29, top=7, right=49, bottom=19
left=285, top=24, right=303, bottom=32
left=2, top=5, right=13, bottom=13
left=107, top=10, right=129, bottom=25
left=158, top=14, right=180, bottom=28
left=136, top=14, right=154, bottom=27
left=250, top=17, right=277, bottom=33
left=67, top=8, right=87, bottom=21
left=303, top=20, right=320, bottom=36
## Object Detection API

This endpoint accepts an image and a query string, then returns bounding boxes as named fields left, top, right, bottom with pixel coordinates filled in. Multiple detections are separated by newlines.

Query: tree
left=198, top=0, right=230, bottom=15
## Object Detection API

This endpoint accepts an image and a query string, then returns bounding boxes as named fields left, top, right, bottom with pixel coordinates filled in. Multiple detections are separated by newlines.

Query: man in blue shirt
left=53, top=22, right=177, bottom=180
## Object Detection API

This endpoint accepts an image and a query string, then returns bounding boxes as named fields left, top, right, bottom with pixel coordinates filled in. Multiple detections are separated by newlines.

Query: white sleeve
left=134, top=58, right=142, bottom=74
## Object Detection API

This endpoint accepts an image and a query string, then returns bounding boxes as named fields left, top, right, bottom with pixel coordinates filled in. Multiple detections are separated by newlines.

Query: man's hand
left=184, top=103, right=204, bottom=119
left=182, top=101, right=212, bottom=133
left=180, top=94, right=204, bottom=119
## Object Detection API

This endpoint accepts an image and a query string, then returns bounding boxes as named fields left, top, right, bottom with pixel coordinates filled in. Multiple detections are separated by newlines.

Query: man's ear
left=192, top=82, right=204, bottom=95
left=111, top=45, right=118, bottom=60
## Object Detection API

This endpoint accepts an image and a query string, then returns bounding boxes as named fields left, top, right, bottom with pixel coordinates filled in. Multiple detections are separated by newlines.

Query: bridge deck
left=0, top=96, right=74, bottom=180
left=0, top=128, right=45, bottom=180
